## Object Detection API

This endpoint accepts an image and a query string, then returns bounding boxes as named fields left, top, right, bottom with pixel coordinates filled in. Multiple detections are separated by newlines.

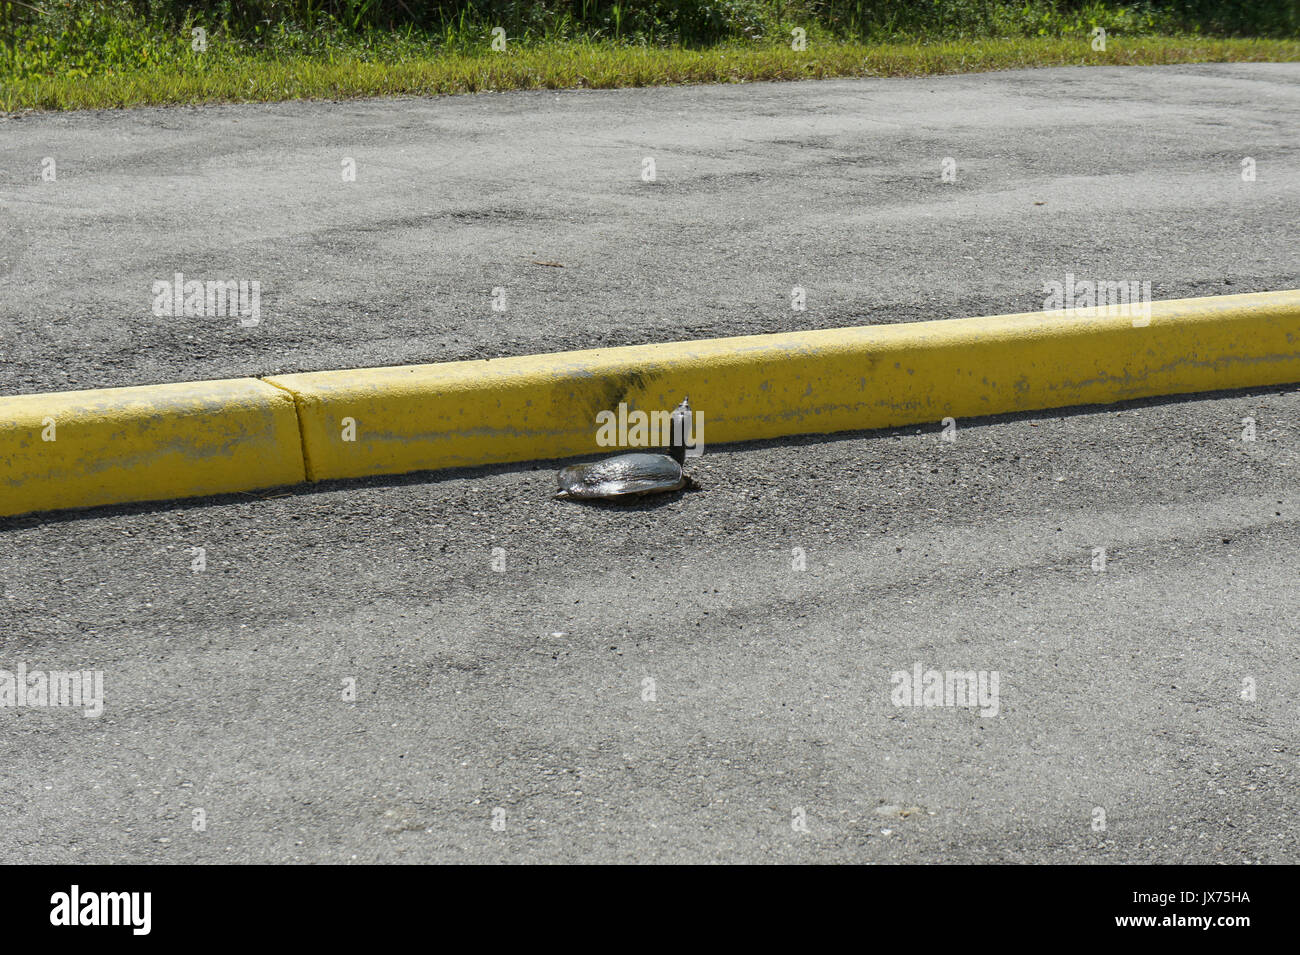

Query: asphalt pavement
left=0, top=65, right=1297, bottom=863
left=1, top=63, right=1297, bottom=394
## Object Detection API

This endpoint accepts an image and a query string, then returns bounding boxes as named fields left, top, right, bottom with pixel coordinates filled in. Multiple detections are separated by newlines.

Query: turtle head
left=668, top=396, right=692, bottom=465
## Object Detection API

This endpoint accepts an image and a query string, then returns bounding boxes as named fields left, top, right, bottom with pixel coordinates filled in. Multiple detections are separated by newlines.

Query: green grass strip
left=5, top=36, right=1299, bottom=112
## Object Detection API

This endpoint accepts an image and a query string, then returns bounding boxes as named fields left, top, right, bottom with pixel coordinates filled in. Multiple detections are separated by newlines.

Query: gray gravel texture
left=0, top=64, right=1297, bottom=395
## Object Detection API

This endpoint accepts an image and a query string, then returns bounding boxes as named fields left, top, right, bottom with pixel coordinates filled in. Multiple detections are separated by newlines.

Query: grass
left=4, top=34, right=1300, bottom=112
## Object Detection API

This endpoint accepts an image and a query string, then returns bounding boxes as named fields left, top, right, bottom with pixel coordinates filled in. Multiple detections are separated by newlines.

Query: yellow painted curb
left=0, top=379, right=305, bottom=517
left=267, top=290, right=1300, bottom=483
left=3, top=290, right=1297, bottom=517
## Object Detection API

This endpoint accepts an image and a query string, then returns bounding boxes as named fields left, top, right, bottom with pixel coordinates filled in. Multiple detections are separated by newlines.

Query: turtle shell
left=555, top=453, right=687, bottom=500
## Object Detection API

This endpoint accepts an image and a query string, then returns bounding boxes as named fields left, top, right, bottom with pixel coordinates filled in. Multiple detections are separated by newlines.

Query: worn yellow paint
left=0, top=379, right=304, bottom=517
left=3, top=291, right=1296, bottom=516
left=267, top=290, right=1300, bottom=483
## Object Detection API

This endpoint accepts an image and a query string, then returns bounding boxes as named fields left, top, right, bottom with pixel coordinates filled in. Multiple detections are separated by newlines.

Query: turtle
left=555, top=397, right=697, bottom=501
